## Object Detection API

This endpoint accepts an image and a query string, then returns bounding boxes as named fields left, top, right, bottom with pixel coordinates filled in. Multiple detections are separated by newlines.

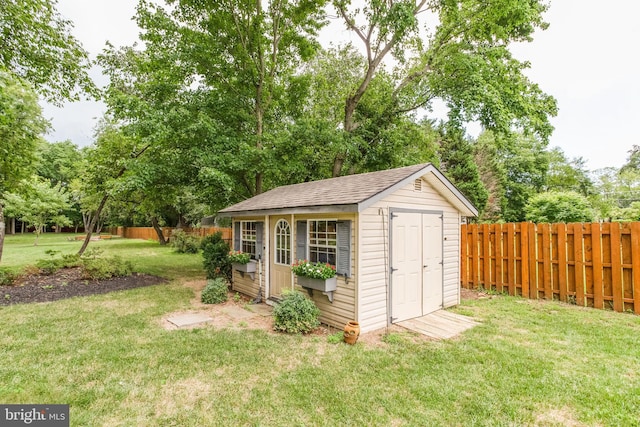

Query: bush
left=36, top=258, right=62, bottom=275
left=0, top=268, right=17, bottom=286
left=171, top=230, right=201, bottom=254
left=524, top=191, right=594, bottom=223
left=273, top=291, right=320, bottom=334
left=202, top=232, right=232, bottom=281
left=81, top=255, right=133, bottom=280
left=201, top=278, right=229, bottom=304
left=36, top=253, right=81, bottom=275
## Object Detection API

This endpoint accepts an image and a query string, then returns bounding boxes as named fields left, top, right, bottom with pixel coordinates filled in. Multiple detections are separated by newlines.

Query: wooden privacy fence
left=107, top=226, right=231, bottom=243
left=461, top=222, right=640, bottom=314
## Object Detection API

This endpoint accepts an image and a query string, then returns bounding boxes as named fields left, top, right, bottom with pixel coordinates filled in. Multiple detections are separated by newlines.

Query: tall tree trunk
left=78, top=195, right=109, bottom=255
left=10, top=217, right=15, bottom=235
left=0, top=203, right=5, bottom=262
left=151, top=216, right=167, bottom=245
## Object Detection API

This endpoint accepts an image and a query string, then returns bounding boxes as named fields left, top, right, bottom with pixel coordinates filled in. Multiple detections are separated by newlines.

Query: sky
left=41, top=0, right=640, bottom=171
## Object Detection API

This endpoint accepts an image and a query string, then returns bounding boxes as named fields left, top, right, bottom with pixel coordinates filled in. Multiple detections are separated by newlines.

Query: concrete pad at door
left=167, top=313, right=213, bottom=328
left=222, top=306, right=257, bottom=320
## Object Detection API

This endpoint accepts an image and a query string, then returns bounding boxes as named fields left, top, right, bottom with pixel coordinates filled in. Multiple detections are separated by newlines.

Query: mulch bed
left=0, top=267, right=167, bottom=306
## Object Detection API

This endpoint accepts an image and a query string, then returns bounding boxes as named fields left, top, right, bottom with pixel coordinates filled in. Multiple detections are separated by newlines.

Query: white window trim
left=241, top=220, right=257, bottom=258
left=307, top=219, right=338, bottom=265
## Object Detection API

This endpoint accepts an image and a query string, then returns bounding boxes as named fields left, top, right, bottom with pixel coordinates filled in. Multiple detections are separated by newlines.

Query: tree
left=330, top=0, right=557, bottom=176
left=4, top=177, right=71, bottom=245
left=0, top=0, right=95, bottom=102
left=36, top=140, right=84, bottom=231
left=0, top=71, right=49, bottom=261
left=101, top=0, right=328, bottom=199
left=76, top=121, right=150, bottom=255
left=36, top=140, right=82, bottom=187
left=524, top=191, right=594, bottom=223
left=438, top=126, right=488, bottom=215
left=545, top=147, right=593, bottom=196
left=475, top=131, right=549, bottom=222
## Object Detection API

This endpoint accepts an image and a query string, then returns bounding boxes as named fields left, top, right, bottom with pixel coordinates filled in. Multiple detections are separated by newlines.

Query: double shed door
left=391, top=211, right=443, bottom=322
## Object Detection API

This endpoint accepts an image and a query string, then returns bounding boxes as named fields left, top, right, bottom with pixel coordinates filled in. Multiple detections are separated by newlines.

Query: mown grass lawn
left=1, top=234, right=639, bottom=426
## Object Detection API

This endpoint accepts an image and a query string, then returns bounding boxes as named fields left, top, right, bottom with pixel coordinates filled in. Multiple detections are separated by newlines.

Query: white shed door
left=422, top=213, right=443, bottom=314
left=391, top=212, right=443, bottom=322
left=391, top=212, right=422, bottom=321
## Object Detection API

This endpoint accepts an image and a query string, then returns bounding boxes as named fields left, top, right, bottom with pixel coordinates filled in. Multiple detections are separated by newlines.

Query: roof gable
left=219, top=163, right=478, bottom=217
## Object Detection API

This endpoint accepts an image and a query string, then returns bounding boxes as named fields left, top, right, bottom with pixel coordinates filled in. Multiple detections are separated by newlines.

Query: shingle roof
left=219, top=163, right=434, bottom=214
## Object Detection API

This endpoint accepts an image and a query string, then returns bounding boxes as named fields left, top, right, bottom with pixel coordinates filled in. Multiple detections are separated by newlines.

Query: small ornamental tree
left=524, top=191, right=594, bottom=223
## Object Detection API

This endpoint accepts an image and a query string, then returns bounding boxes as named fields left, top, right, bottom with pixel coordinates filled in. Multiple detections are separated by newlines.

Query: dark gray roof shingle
left=219, top=163, right=430, bottom=214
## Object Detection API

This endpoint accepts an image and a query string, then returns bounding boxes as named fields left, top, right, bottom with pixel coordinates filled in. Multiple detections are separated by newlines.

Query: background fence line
left=461, top=222, right=640, bottom=314
left=106, top=226, right=232, bottom=243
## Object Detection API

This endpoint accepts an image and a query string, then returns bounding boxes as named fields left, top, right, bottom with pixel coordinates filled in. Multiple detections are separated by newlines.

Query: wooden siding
left=231, top=217, right=265, bottom=298
left=358, top=179, right=462, bottom=332
left=292, top=213, right=357, bottom=329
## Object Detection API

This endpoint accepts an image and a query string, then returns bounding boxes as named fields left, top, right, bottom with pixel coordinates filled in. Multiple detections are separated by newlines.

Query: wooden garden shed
left=218, top=163, right=477, bottom=332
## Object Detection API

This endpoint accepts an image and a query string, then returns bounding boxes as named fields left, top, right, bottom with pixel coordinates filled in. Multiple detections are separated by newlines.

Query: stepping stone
left=222, top=306, right=257, bottom=320
left=167, top=313, right=213, bottom=328
left=245, top=304, right=273, bottom=317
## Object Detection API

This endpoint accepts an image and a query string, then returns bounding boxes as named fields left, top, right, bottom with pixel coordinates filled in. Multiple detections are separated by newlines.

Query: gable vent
left=414, top=178, right=422, bottom=192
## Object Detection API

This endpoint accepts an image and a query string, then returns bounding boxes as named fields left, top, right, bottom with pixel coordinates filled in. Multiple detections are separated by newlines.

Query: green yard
left=0, top=234, right=639, bottom=426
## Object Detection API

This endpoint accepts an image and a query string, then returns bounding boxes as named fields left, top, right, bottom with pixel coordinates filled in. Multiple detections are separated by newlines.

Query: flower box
left=297, top=275, right=337, bottom=293
left=232, top=260, right=257, bottom=274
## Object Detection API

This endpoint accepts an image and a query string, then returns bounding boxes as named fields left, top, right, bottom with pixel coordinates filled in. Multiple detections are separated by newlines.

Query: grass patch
left=1, top=235, right=639, bottom=425
left=0, top=233, right=204, bottom=280
left=0, top=287, right=638, bottom=425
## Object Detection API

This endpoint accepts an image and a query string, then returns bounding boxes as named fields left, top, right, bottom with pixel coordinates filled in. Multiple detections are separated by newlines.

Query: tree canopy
left=0, top=0, right=96, bottom=102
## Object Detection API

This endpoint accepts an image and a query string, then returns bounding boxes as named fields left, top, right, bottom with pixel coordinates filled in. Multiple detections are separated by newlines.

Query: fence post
left=541, top=223, right=552, bottom=300
left=528, top=222, right=537, bottom=299
left=573, top=223, right=585, bottom=306
left=610, top=222, right=623, bottom=312
left=557, top=223, right=568, bottom=303
left=591, top=222, right=604, bottom=309
left=471, top=224, right=479, bottom=287
left=494, top=223, right=504, bottom=293
left=631, top=222, right=640, bottom=314
left=507, top=223, right=515, bottom=295
left=521, top=222, right=529, bottom=297
left=483, top=223, right=491, bottom=289
left=461, top=224, right=468, bottom=288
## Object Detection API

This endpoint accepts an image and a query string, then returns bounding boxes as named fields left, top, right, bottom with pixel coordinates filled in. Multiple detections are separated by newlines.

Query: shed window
left=241, top=221, right=258, bottom=257
left=308, top=220, right=337, bottom=265
left=274, top=220, right=291, bottom=265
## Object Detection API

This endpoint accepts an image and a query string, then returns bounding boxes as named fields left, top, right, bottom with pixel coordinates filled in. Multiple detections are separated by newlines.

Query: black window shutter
left=296, top=221, right=307, bottom=261
left=336, top=220, right=351, bottom=277
left=233, top=221, right=241, bottom=251
left=255, top=222, right=264, bottom=260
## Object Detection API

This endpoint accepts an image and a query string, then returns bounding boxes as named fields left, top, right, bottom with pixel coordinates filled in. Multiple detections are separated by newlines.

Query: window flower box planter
left=233, top=260, right=257, bottom=279
left=297, top=276, right=337, bottom=302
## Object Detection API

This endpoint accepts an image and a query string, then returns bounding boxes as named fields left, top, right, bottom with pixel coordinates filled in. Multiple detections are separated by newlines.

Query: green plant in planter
left=228, top=250, right=251, bottom=264
left=291, top=260, right=336, bottom=280
left=201, top=278, right=229, bottom=304
left=273, top=291, right=320, bottom=334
